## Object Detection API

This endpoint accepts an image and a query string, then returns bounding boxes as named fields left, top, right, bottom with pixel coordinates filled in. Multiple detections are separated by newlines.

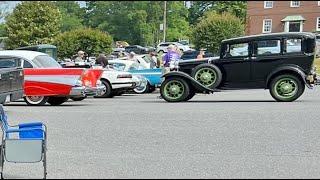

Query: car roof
left=0, top=50, right=48, bottom=60
left=222, top=32, right=316, bottom=44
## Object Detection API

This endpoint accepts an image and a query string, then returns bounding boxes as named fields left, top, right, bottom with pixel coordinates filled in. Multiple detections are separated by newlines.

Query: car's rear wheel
left=94, top=80, right=114, bottom=98
left=160, top=77, right=190, bottom=102
left=47, top=97, right=69, bottom=106
left=191, top=64, right=222, bottom=89
left=269, top=74, right=305, bottom=102
left=133, top=81, right=149, bottom=94
left=24, top=96, right=49, bottom=106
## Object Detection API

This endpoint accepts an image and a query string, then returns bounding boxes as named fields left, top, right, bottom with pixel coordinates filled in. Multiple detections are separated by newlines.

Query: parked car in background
left=15, top=44, right=58, bottom=60
left=92, top=65, right=140, bottom=98
left=0, top=50, right=104, bottom=105
left=156, top=42, right=192, bottom=54
left=160, top=32, right=319, bottom=102
left=109, top=59, right=162, bottom=93
left=0, top=57, right=24, bottom=104
left=124, top=45, right=149, bottom=54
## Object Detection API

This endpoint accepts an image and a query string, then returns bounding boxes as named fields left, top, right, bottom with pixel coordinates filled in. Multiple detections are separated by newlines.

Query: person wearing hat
left=74, top=50, right=86, bottom=62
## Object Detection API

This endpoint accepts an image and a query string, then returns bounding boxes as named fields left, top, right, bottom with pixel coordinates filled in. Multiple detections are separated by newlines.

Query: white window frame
left=264, top=1, right=273, bottom=8
left=318, top=1, right=320, bottom=6
left=317, top=17, right=320, bottom=31
left=263, top=19, right=272, bottom=33
left=290, top=1, right=300, bottom=7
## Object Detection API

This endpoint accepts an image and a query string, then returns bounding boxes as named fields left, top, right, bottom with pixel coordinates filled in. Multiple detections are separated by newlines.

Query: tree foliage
left=189, top=1, right=247, bottom=25
left=53, top=1, right=85, bottom=32
left=192, top=12, right=244, bottom=54
left=53, top=28, right=113, bottom=59
left=4, top=1, right=61, bottom=49
left=84, top=1, right=190, bottom=46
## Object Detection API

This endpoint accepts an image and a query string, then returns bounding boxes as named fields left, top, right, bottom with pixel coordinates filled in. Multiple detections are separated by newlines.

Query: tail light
left=81, top=69, right=103, bottom=87
left=117, top=74, right=132, bottom=79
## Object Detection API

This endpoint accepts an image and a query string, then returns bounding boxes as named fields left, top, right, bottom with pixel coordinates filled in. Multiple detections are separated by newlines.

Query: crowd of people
left=71, top=44, right=205, bottom=71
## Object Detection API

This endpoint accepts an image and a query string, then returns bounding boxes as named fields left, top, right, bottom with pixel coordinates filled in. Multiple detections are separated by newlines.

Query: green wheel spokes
left=195, top=68, right=217, bottom=87
left=163, top=80, right=185, bottom=100
left=274, top=78, right=298, bottom=99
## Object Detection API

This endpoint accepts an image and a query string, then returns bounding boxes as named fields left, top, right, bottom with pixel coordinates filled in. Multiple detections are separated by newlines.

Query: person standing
left=162, top=44, right=180, bottom=74
left=149, top=52, right=157, bottom=69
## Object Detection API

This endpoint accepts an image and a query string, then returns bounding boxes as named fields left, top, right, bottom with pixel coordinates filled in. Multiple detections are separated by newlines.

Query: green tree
left=53, top=28, right=113, bottom=59
left=54, top=1, right=85, bottom=32
left=189, top=1, right=247, bottom=25
left=0, top=24, right=6, bottom=37
left=84, top=1, right=190, bottom=46
left=4, top=1, right=61, bottom=49
left=192, top=11, right=244, bottom=54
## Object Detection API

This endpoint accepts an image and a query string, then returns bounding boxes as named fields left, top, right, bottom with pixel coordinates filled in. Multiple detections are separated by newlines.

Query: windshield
left=109, top=62, right=126, bottom=71
left=130, top=62, right=145, bottom=70
left=32, top=55, right=61, bottom=68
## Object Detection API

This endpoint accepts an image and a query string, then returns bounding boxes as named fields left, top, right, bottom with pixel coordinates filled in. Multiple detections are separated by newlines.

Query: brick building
left=246, top=1, right=320, bottom=35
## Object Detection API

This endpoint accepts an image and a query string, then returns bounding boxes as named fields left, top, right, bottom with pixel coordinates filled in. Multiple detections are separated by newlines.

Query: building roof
left=281, top=15, right=306, bottom=22
left=0, top=50, right=47, bottom=60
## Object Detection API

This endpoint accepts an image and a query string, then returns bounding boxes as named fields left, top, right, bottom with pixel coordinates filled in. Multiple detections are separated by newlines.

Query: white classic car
left=92, top=65, right=146, bottom=98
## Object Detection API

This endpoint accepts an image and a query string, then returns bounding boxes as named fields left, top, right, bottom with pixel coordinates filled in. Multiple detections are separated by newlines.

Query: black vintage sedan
left=160, top=32, right=319, bottom=102
left=0, top=57, right=24, bottom=104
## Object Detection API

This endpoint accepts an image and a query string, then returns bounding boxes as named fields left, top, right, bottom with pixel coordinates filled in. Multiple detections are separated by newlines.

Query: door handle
left=251, top=57, right=257, bottom=60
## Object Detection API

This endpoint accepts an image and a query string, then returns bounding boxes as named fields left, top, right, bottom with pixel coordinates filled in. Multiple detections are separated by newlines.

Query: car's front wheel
left=94, top=80, right=114, bottom=98
left=160, top=77, right=190, bottom=102
left=24, top=96, right=49, bottom=106
left=269, top=74, right=305, bottom=102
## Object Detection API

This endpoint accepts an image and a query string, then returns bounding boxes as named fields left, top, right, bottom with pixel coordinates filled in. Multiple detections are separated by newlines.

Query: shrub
left=192, top=11, right=244, bottom=54
left=53, top=28, right=113, bottom=59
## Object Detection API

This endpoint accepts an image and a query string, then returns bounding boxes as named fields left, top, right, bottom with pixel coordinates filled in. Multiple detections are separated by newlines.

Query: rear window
left=286, top=39, right=302, bottom=53
left=32, top=55, right=61, bottom=68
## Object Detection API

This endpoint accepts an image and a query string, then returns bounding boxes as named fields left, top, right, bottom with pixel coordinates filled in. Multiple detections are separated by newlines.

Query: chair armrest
left=6, top=128, right=45, bottom=139
left=18, top=122, right=44, bottom=128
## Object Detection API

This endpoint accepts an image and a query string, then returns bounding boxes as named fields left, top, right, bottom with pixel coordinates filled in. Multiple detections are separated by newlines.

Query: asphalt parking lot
left=2, top=88, right=320, bottom=179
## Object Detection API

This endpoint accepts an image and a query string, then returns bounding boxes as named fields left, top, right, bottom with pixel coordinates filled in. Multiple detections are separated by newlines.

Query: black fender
left=162, top=71, right=217, bottom=93
left=266, top=65, right=309, bottom=88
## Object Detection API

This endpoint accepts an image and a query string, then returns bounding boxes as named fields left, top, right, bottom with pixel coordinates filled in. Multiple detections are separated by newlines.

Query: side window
left=226, top=43, right=249, bottom=57
left=0, top=57, right=20, bottom=68
left=23, top=60, right=33, bottom=68
left=285, top=39, right=302, bottom=53
left=255, top=40, right=281, bottom=55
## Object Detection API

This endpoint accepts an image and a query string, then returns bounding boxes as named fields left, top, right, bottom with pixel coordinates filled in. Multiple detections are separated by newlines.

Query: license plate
left=5, top=95, right=10, bottom=103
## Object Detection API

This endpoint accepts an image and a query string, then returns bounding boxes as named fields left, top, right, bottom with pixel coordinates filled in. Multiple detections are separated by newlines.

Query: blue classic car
left=108, top=59, right=162, bottom=93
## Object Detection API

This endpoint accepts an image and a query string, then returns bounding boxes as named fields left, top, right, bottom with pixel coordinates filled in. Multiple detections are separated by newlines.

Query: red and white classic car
left=0, top=50, right=105, bottom=105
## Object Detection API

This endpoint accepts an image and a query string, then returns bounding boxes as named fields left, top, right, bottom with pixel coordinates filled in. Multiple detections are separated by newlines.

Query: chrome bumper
left=85, top=84, right=106, bottom=96
left=69, top=86, right=86, bottom=97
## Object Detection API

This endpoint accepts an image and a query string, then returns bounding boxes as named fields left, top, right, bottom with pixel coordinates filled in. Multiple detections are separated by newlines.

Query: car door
left=250, top=39, right=283, bottom=87
left=0, top=56, right=22, bottom=92
left=217, top=41, right=252, bottom=88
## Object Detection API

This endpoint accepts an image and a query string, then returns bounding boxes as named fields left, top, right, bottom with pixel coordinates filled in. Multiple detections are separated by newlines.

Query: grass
left=315, top=58, right=320, bottom=74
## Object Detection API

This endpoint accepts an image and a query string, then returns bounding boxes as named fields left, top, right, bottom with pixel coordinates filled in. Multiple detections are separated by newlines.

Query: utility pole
left=163, top=1, right=167, bottom=42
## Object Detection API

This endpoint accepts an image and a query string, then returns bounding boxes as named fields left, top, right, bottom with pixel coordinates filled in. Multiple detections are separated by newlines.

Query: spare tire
left=191, top=63, right=222, bottom=89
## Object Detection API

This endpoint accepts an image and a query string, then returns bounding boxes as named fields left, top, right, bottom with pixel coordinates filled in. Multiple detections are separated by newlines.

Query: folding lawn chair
left=0, top=105, right=47, bottom=179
